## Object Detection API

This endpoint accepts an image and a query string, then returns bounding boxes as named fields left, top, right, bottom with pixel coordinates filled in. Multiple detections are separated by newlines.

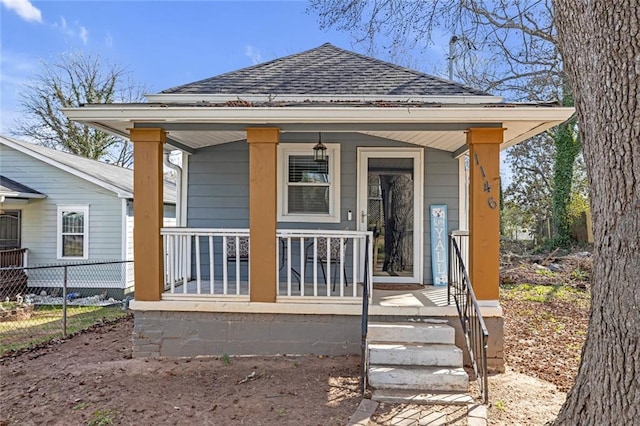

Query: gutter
left=62, top=106, right=577, bottom=124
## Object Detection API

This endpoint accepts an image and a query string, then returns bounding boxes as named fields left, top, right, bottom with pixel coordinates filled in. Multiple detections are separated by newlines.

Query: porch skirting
left=132, top=311, right=361, bottom=358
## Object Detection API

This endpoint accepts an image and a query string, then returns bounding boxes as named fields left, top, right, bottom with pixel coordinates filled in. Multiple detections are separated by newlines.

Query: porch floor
left=166, top=280, right=450, bottom=308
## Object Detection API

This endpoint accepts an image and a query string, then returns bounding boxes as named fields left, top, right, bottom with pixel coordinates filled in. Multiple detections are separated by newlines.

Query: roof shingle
left=160, top=43, right=491, bottom=97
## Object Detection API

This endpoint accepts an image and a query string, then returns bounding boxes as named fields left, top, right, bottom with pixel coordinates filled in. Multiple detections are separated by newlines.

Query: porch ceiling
left=63, top=105, right=575, bottom=156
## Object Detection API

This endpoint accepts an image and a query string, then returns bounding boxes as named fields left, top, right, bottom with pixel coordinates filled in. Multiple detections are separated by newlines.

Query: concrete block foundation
left=133, top=311, right=362, bottom=358
left=132, top=310, right=504, bottom=373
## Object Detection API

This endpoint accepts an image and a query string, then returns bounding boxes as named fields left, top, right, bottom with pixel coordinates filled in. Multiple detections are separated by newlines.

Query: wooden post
left=467, top=128, right=504, bottom=302
left=129, top=128, right=166, bottom=301
left=246, top=127, right=279, bottom=302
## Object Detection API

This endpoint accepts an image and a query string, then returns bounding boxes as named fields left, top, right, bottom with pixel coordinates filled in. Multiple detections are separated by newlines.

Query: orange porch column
left=246, top=127, right=280, bottom=302
left=129, top=128, right=166, bottom=301
left=467, top=128, right=504, bottom=302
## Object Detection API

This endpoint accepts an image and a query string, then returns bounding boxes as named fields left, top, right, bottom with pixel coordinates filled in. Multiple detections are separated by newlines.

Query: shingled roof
left=160, top=43, right=491, bottom=97
left=0, top=175, right=45, bottom=199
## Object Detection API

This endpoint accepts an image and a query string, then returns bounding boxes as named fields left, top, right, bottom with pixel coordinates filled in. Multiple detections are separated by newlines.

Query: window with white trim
left=57, top=205, right=89, bottom=259
left=277, top=143, right=340, bottom=223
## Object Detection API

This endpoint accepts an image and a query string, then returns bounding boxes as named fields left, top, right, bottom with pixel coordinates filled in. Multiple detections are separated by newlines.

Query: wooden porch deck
left=165, top=280, right=450, bottom=308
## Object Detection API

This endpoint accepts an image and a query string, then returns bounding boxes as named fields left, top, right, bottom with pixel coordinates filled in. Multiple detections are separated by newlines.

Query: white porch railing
left=162, top=228, right=250, bottom=296
left=276, top=229, right=373, bottom=299
left=161, top=228, right=373, bottom=300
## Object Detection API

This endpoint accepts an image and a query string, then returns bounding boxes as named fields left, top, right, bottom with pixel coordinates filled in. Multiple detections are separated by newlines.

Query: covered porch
left=63, top=43, right=573, bottom=369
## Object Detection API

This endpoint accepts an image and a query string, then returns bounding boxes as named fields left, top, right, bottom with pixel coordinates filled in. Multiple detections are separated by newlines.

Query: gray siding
left=187, top=142, right=249, bottom=228
left=0, top=145, right=125, bottom=272
left=186, top=133, right=459, bottom=284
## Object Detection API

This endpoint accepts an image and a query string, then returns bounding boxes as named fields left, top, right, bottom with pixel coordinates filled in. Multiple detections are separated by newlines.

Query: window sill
left=277, top=214, right=341, bottom=224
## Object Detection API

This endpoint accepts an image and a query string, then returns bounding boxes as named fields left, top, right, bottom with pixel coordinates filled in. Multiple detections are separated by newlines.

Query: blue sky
left=0, top=0, right=453, bottom=135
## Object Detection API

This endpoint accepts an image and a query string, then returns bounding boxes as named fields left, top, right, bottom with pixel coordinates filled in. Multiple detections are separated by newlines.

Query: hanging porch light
left=313, top=132, right=327, bottom=162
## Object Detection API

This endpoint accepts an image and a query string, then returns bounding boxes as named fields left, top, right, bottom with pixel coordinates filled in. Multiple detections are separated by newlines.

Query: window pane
left=62, top=212, right=84, bottom=233
left=62, top=235, right=84, bottom=257
left=288, top=186, right=330, bottom=214
left=0, top=211, right=21, bottom=249
left=288, top=155, right=329, bottom=183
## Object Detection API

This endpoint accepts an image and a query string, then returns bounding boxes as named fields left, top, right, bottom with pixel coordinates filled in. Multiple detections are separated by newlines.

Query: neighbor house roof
left=0, top=175, right=46, bottom=199
left=156, top=43, right=494, bottom=100
left=0, top=135, right=176, bottom=203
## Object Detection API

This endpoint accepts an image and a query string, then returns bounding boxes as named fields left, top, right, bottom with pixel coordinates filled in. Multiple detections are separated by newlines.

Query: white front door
left=357, top=148, right=423, bottom=284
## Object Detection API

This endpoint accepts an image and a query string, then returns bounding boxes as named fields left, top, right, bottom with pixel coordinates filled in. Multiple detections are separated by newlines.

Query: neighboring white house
left=0, top=135, right=176, bottom=296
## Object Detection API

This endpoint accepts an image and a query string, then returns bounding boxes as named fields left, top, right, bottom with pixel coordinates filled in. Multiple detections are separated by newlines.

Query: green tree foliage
left=13, top=51, right=145, bottom=167
left=504, top=133, right=554, bottom=239
left=551, top=118, right=581, bottom=245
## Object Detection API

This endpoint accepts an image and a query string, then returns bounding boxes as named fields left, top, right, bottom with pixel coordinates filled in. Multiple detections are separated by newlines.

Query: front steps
left=367, top=321, right=469, bottom=401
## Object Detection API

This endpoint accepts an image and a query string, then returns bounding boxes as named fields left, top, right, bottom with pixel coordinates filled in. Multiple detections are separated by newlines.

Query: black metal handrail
left=448, top=232, right=489, bottom=404
left=360, top=234, right=370, bottom=394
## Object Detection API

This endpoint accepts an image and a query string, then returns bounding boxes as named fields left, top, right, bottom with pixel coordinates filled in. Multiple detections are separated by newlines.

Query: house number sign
left=474, top=152, right=498, bottom=209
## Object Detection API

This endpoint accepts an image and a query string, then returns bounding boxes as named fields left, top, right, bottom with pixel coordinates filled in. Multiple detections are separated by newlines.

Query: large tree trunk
left=552, top=1, right=640, bottom=423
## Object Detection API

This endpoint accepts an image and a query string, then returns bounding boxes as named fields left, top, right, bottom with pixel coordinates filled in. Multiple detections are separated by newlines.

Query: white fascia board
left=63, top=106, right=575, bottom=125
left=501, top=120, right=565, bottom=150
left=0, top=192, right=47, bottom=199
left=0, top=137, right=133, bottom=199
left=144, top=93, right=504, bottom=104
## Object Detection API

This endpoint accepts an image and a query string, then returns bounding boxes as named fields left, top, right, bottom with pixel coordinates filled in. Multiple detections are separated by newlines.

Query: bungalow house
left=64, top=44, right=573, bottom=394
left=0, top=135, right=176, bottom=297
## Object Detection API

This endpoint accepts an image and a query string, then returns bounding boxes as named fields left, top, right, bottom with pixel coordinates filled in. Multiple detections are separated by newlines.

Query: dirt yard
left=0, top=317, right=361, bottom=425
left=0, top=250, right=590, bottom=425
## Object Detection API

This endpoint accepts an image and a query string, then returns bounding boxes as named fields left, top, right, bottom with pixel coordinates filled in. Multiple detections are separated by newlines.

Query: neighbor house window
left=0, top=210, right=21, bottom=249
left=57, top=205, right=89, bottom=259
left=277, top=143, right=340, bottom=223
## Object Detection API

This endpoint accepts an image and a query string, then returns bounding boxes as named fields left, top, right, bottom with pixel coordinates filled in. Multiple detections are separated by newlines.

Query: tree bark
left=552, top=1, right=640, bottom=424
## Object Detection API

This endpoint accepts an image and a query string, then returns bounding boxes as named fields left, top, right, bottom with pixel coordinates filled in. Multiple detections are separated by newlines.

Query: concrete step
left=371, top=389, right=474, bottom=406
left=368, top=343, right=463, bottom=367
left=369, top=365, right=469, bottom=392
left=368, top=322, right=455, bottom=345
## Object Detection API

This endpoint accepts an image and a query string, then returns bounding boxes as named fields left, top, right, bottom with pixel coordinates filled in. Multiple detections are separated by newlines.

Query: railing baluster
left=209, top=236, right=214, bottom=295
left=222, top=236, right=228, bottom=295
left=339, top=237, right=345, bottom=297
left=313, top=238, right=318, bottom=296
left=235, top=236, right=241, bottom=295
left=299, top=237, right=305, bottom=296
left=182, top=235, right=188, bottom=293
left=168, top=235, right=175, bottom=293
left=287, top=236, right=292, bottom=296
left=326, top=237, right=331, bottom=296
left=195, top=235, right=201, bottom=294
left=352, top=238, right=357, bottom=297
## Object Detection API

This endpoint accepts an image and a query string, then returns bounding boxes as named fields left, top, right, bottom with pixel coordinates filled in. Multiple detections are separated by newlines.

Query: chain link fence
left=0, top=260, right=133, bottom=356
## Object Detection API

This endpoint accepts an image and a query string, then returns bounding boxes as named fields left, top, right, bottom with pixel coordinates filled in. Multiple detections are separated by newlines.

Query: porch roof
left=63, top=103, right=574, bottom=155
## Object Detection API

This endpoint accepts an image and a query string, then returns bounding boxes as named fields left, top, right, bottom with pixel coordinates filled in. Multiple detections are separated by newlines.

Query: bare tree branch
left=11, top=51, right=145, bottom=168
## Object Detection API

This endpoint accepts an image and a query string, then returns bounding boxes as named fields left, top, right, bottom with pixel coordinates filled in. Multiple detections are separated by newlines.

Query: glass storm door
left=357, top=149, right=423, bottom=284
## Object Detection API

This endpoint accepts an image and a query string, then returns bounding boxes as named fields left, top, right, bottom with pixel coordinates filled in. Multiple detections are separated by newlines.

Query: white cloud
left=0, top=0, right=42, bottom=23
left=245, top=45, right=263, bottom=65
left=105, top=33, right=113, bottom=49
left=52, top=16, right=89, bottom=44
left=79, top=26, right=89, bottom=45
